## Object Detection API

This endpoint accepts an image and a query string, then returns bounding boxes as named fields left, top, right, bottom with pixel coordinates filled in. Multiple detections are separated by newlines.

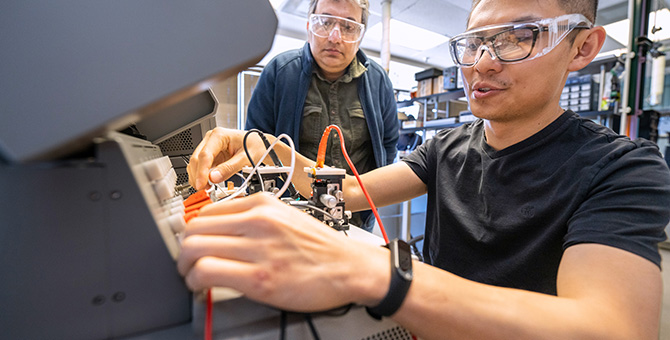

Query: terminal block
left=304, top=167, right=349, bottom=231
left=242, top=166, right=293, bottom=195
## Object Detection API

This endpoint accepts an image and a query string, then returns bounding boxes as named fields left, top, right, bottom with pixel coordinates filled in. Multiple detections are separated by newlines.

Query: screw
left=110, top=191, right=122, bottom=200
left=112, top=292, right=126, bottom=302
left=91, top=295, right=106, bottom=306
left=89, top=191, right=102, bottom=201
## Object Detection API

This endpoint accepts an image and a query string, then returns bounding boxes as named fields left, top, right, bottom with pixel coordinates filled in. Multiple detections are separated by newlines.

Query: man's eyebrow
left=509, top=15, right=542, bottom=23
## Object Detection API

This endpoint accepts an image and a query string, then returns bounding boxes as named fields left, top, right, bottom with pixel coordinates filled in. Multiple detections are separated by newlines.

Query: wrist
left=346, top=241, right=391, bottom=307
left=365, top=239, right=413, bottom=319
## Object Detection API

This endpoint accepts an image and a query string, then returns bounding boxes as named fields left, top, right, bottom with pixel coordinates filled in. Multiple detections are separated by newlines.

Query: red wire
left=202, top=125, right=389, bottom=340
left=205, top=289, right=212, bottom=340
left=315, top=125, right=390, bottom=244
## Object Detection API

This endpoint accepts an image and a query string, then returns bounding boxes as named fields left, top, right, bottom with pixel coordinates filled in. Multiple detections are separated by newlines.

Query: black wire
left=279, top=310, right=287, bottom=340
left=304, top=204, right=337, bottom=221
left=243, top=129, right=265, bottom=190
left=408, top=234, right=425, bottom=262
left=304, top=314, right=321, bottom=340
left=243, top=129, right=263, bottom=168
left=276, top=304, right=354, bottom=339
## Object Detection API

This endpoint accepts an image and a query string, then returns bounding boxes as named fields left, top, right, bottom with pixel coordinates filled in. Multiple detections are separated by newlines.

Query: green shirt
left=300, top=56, right=376, bottom=176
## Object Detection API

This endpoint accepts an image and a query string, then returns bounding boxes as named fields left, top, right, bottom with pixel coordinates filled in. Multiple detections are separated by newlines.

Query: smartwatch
left=366, top=238, right=413, bottom=319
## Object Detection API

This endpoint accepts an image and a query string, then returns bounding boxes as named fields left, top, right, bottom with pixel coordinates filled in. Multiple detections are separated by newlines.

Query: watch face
left=397, top=240, right=412, bottom=272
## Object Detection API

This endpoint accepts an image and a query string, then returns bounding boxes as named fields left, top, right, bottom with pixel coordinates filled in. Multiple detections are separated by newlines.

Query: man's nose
left=473, top=44, right=503, bottom=72
left=472, top=44, right=497, bottom=66
left=328, top=25, right=342, bottom=42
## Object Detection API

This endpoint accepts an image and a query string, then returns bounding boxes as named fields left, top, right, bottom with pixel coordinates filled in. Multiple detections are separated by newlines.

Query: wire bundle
left=200, top=125, right=392, bottom=339
left=207, top=132, right=296, bottom=207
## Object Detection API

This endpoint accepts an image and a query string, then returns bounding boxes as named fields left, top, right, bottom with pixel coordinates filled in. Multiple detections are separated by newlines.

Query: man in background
left=235, top=0, right=399, bottom=231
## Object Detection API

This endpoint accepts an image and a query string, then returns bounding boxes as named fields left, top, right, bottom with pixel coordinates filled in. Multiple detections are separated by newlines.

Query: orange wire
left=315, top=125, right=389, bottom=243
left=315, top=126, right=331, bottom=168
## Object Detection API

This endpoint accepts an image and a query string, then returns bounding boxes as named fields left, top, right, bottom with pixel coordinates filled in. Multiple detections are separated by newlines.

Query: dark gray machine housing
left=0, top=1, right=276, bottom=339
left=0, top=1, right=276, bottom=163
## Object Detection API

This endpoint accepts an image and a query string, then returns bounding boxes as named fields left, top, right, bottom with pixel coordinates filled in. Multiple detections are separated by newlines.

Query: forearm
left=268, top=135, right=426, bottom=213
left=342, top=162, right=427, bottom=212
left=380, top=245, right=661, bottom=340
left=267, top=134, right=391, bottom=210
left=393, top=264, right=587, bottom=340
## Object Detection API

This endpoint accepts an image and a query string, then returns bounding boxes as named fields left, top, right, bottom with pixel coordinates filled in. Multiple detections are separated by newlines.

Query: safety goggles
left=449, top=13, right=593, bottom=67
left=308, top=14, right=365, bottom=43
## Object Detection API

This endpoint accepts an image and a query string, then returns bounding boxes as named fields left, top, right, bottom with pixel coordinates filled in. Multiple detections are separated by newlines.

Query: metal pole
left=401, top=200, right=411, bottom=241
left=631, top=0, right=651, bottom=140
left=619, top=0, right=636, bottom=136
left=621, top=0, right=653, bottom=137
left=598, top=64, right=607, bottom=126
left=381, top=0, right=392, bottom=72
left=237, top=72, right=244, bottom=130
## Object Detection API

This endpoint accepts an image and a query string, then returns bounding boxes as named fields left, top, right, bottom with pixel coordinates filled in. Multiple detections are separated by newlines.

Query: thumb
left=208, top=151, right=252, bottom=185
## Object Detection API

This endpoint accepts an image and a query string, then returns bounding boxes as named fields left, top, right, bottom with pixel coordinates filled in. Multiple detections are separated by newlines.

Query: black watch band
left=366, top=239, right=413, bottom=319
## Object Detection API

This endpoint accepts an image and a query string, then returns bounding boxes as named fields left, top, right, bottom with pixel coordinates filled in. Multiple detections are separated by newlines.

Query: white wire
left=209, top=133, right=296, bottom=207
left=275, top=133, right=296, bottom=198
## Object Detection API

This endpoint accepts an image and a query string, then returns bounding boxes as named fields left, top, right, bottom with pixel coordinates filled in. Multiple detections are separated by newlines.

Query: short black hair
left=468, top=0, right=598, bottom=25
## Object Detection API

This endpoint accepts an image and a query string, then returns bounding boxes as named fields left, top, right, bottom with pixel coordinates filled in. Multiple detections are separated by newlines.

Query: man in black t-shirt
left=403, top=110, right=668, bottom=295
left=182, top=0, right=670, bottom=338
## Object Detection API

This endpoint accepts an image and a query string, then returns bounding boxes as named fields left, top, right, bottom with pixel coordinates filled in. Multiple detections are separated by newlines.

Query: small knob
left=332, top=190, right=344, bottom=201
left=319, top=194, right=338, bottom=208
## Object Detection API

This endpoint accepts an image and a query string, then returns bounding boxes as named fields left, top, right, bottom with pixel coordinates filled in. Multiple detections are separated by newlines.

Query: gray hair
left=308, top=0, right=370, bottom=27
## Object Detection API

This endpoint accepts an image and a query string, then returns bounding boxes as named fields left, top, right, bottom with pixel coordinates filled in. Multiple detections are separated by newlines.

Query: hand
left=176, top=193, right=390, bottom=312
left=187, top=127, right=266, bottom=191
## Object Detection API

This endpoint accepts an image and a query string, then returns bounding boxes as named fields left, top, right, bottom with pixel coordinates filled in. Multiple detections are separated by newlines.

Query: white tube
left=381, top=0, right=391, bottom=72
left=649, top=55, right=666, bottom=106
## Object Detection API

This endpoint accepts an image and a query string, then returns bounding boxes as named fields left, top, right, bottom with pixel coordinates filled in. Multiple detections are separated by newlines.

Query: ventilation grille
left=361, top=326, right=413, bottom=340
left=175, top=168, right=196, bottom=196
left=158, top=129, right=194, bottom=155
left=176, top=171, right=189, bottom=186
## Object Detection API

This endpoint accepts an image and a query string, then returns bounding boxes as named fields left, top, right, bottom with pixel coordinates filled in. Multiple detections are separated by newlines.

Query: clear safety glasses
left=308, top=14, right=365, bottom=43
left=449, top=13, right=593, bottom=67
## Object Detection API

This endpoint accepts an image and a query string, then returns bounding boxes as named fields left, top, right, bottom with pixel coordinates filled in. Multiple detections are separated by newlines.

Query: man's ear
left=568, top=26, right=607, bottom=72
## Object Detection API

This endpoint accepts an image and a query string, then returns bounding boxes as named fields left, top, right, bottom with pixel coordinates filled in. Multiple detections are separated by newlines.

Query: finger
left=184, top=212, right=257, bottom=237
left=194, top=139, right=224, bottom=191
left=177, top=234, right=259, bottom=276
left=188, top=129, right=216, bottom=190
left=198, top=192, right=274, bottom=217
left=207, top=149, right=251, bottom=185
left=183, top=256, right=261, bottom=292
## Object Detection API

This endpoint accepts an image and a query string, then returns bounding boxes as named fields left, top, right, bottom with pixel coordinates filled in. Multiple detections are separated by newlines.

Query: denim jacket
left=245, top=42, right=399, bottom=167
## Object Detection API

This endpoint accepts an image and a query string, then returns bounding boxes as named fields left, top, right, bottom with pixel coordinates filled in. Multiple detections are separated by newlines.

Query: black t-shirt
left=403, top=111, right=670, bottom=295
